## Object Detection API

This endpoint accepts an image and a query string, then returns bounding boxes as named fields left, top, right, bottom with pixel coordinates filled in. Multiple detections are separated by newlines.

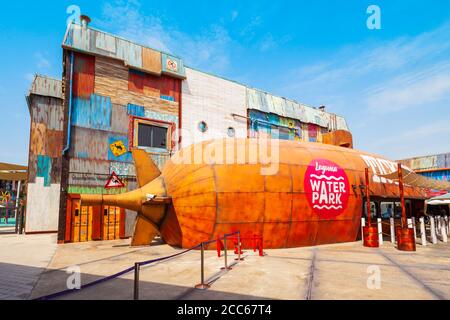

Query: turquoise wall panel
left=37, top=155, right=52, bottom=187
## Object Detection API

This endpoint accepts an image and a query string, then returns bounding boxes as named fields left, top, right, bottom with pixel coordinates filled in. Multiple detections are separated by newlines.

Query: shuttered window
left=137, top=123, right=168, bottom=149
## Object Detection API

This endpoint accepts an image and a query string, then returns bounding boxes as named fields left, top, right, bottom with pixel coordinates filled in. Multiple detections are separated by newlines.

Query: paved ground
left=0, top=233, right=57, bottom=300
left=25, top=237, right=450, bottom=300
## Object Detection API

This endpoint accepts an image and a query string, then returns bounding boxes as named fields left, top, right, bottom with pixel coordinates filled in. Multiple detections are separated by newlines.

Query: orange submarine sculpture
left=81, top=137, right=429, bottom=249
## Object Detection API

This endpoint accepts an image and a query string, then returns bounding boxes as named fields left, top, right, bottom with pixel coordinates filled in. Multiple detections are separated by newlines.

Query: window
left=227, top=127, right=235, bottom=137
left=137, top=123, right=168, bottom=149
left=198, top=121, right=208, bottom=133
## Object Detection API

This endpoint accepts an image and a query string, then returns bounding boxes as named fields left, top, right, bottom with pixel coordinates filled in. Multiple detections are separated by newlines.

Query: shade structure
left=377, top=166, right=450, bottom=191
left=427, top=199, right=450, bottom=205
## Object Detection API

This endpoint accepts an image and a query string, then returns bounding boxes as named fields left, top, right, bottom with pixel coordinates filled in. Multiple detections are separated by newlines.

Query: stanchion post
left=195, top=242, right=211, bottom=290
left=235, top=232, right=244, bottom=261
left=430, top=217, right=437, bottom=244
left=420, top=217, right=426, bottom=246
left=436, top=216, right=441, bottom=236
left=221, top=235, right=232, bottom=270
left=390, top=217, right=395, bottom=243
left=361, top=217, right=365, bottom=240
left=377, top=218, right=383, bottom=245
left=440, top=217, right=447, bottom=243
left=412, top=217, right=417, bottom=239
left=134, top=263, right=140, bottom=300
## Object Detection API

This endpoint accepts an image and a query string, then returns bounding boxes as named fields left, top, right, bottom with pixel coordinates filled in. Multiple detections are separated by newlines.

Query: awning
left=377, top=166, right=450, bottom=191
left=0, top=172, right=27, bottom=181
left=427, top=199, right=450, bottom=205
left=0, top=163, right=27, bottom=171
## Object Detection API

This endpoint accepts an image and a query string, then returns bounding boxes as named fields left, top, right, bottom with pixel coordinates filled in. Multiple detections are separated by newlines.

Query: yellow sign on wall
left=110, top=140, right=127, bottom=157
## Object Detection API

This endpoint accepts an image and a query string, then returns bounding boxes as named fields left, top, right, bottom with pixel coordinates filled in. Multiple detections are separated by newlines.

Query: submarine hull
left=157, top=139, right=427, bottom=249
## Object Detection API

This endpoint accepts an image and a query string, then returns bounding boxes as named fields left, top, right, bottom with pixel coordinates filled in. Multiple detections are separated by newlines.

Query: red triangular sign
left=105, top=172, right=125, bottom=189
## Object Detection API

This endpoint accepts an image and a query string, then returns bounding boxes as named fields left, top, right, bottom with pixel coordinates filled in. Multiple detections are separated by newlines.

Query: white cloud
left=35, top=52, right=50, bottom=69
left=97, top=0, right=232, bottom=73
left=231, top=10, right=239, bottom=21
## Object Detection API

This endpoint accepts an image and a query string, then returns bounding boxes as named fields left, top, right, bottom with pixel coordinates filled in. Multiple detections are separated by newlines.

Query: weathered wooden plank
left=142, top=47, right=162, bottom=75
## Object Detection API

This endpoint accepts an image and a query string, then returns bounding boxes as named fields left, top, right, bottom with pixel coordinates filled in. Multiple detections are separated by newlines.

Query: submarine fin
left=131, top=214, right=160, bottom=246
left=132, top=148, right=161, bottom=187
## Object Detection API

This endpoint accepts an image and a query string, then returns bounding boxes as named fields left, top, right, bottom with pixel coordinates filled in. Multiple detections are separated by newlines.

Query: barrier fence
left=35, top=231, right=263, bottom=300
left=362, top=215, right=449, bottom=247
left=0, top=205, right=25, bottom=234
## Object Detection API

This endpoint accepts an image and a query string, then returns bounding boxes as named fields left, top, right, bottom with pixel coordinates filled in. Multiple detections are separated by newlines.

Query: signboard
left=110, top=140, right=127, bottom=157
left=105, top=172, right=125, bottom=189
left=304, top=159, right=350, bottom=219
left=166, top=58, right=178, bottom=72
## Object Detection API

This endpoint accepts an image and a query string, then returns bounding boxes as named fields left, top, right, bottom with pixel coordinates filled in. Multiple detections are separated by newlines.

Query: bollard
left=412, top=217, right=417, bottom=240
left=133, top=263, right=140, bottom=300
left=195, top=242, right=211, bottom=290
left=420, top=217, right=426, bottom=246
left=221, top=235, right=232, bottom=270
left=430, top=217, right=438, bottom=244
left=390, top=217, right=395, bottom=243
left=436, top=216, right=441, bottom=236
left=440, top=217, right=448, bottom=243
left=361, top=218, right=366, bottom=241
left=377, top=218, right=383, bottom=245
left=235, top=232, right=244, bottom=261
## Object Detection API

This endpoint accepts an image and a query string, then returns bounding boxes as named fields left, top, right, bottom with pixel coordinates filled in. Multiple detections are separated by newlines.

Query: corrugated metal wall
left=181, top=67, right=247, bottom=147
left=26, top=76, right=64, bottom=233
left=246, top=87, right=348, bottom=131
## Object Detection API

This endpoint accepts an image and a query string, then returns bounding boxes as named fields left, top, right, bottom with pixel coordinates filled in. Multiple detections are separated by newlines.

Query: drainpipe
left=62, top=51, right=74, bottom=155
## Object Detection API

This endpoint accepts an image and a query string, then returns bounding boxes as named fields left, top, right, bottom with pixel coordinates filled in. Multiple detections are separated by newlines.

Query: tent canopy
left=378, top=166, right=450, bottom=191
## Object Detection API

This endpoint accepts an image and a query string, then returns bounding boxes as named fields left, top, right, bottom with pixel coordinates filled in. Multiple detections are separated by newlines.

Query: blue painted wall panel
left=127, top=104, right=145, bottom=117
left=72, top=95, right=112, bottom=131
left=90, top=94, right=112, bottom=130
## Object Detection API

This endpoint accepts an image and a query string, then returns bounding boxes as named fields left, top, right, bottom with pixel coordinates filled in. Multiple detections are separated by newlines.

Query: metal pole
left=365, top=168, right=372, bottom=226
left=390, top=217, right=395, bottom=243
left=195, top=242, right=211, bottom=289
left=420, top=217, right=426, bottom=246
left=134, top=263, right=140, bottom=300
left=221, top=235, right=232, bottom=270
left=397, top=163, right=407, bottom=228
left=14, top=180, right=21, bottom=221
left=235, top=232, right=244, bottom=261
left=412, top=217, right=417, bottom=240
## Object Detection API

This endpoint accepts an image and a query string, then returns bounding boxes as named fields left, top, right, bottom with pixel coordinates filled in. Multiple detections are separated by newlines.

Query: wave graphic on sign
left=313, top=205, right=343, bottom=210
left=310, top=174, right=345, bottom=181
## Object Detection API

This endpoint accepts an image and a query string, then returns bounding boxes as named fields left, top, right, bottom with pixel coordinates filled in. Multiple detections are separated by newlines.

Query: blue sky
left=1, top=0, right=450, bottom=165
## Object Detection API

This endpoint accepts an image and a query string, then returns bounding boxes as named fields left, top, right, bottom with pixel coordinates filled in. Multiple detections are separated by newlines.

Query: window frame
left=132, top=117, right=174, bottom=152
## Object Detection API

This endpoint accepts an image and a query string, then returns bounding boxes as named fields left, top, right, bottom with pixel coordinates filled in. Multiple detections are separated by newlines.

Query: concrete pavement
left=0, top=233, right=57, bottom=300
left=27, top=239, right=450, bottom=300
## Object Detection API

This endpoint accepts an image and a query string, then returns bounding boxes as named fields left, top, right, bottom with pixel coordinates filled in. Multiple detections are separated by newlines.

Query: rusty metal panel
left=73, top=53, right=95, bottom=99
left=111, top=104, right=129, bottom=134
left=29, top=75, right=62, bottom=99
left=69, top=126, right=109, bottom=160
left=142, top=47, right=162, bottom=75
left=46, top=130, right=64, bottom=158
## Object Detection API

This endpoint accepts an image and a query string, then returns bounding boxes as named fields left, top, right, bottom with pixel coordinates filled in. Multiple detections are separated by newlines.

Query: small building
left=399, top=152, right=450, bottom=199
left=25, top=16, right=352, bottom=243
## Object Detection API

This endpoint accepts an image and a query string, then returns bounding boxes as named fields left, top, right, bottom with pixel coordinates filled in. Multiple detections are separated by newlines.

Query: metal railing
left=35, top=230, right=258, bottom=300
left=0, top=205, right=25, bottom=234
